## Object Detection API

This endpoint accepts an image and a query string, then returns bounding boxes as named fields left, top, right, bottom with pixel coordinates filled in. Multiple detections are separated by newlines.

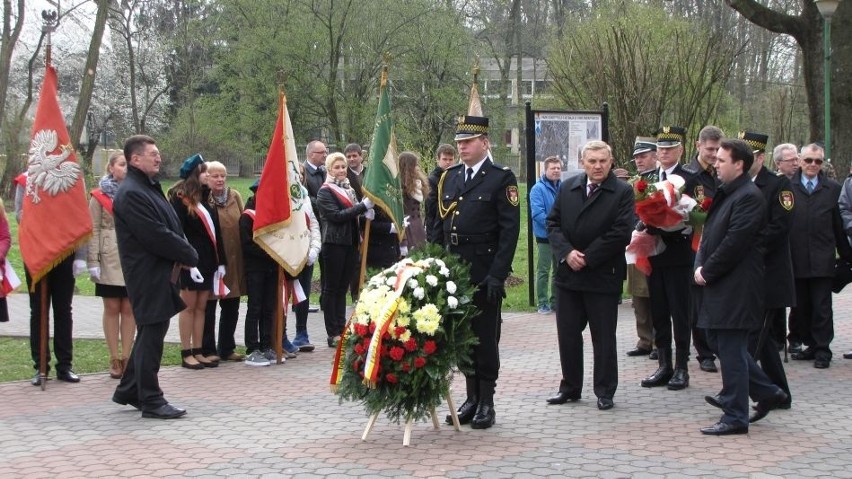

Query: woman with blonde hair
left=398, top=151, right=429, bottom=254
left=169, top=154, right=225, bottom=369
left=88, top=152, right=136, bottom=378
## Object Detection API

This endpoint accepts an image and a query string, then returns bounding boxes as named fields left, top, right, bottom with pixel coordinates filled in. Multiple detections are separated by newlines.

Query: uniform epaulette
left=489, top=162, right=510, bottom=171
left=446, top=163, right=464, bottom=171
left=681, top=163, right=699, bottom=174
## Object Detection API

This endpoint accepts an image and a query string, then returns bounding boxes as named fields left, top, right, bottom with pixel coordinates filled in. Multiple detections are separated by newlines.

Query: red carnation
left=382, top=331, right=391, bottom=340
left=354, top=343, right=366, bottom=355
left=404, top=338, right=417, bottom=352
left=401, top=361, right=411, bottom=372
left=369, top=322, right=377, bottom=334
left=385, top=373, right=398, bottom=384
left=395, top=326, right=407, bottom=336
left=414, top=357, right=427, bottom=369
left=390, top=346, right=405, bottom=361
left=700, top=197, right=713, bottom=211
left=362, top=337, right=371, bottom=349
left=636, top=179, right=648, bottom=193
left=354, top=323, right=368, bottom=336
left=423, top=340, right=437, bottom=355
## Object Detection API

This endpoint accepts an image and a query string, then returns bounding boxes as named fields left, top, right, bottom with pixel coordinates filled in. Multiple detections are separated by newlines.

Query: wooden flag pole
left=274, top=267, right=285, bottom=364
left=358, top=219, right=372, bottom=292
left=38, top=280, right=49, bottom=390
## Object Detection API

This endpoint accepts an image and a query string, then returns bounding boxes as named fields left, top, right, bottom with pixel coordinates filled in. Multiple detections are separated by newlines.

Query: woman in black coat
left=168, top=155, right=226, bottom=369
left=316, top=152, right=373, bottom=347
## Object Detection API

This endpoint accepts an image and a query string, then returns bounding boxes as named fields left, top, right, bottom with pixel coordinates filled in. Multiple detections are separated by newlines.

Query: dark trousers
left=790, top=277, right=834, bottom=359
left=114, top=319, right=170, bottom=411
left=707, top=329, right=779, bottom=428
left=202, top=296, right=241, bottom=357
left=690, top=285, right=715, bottom=361
left=767, top=307, right=788, bottom=346
left=321, top=243, right=356, bottom=338
left=467, top=286, right=502, bottom=384
left=648, top=264, right=692, bottom=367
left=748, top=313, right=791, bottom=403
left=27, top=255, right=75, bottom=372
left=633, top=295, right=654, bottom=350
left=294, top=263, right=314, bottom=340
left=555, top=287, right=618, bottom=400
left=244, top=268, right=276, bottom=353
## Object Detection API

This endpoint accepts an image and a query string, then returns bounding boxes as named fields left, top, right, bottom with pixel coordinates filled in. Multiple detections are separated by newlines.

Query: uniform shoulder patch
left=779, top=190, right=794, bottom=211
left=506, top=185, right=519, bottom=206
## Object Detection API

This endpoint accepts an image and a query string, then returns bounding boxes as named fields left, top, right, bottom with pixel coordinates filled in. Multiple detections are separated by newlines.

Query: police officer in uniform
left=435, top=115, right=520, bottom=429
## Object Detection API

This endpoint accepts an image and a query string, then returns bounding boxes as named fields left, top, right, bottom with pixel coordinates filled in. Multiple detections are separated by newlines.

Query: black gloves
left=481, top=276, right=506, bottom=304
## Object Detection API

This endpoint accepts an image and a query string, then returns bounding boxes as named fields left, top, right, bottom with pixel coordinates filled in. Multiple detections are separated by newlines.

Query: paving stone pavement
left=1, top=290, right=852, bottom=478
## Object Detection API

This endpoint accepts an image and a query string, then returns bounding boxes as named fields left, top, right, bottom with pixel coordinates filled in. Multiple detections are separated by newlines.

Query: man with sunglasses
left=787, top=144, right=851, bottom=369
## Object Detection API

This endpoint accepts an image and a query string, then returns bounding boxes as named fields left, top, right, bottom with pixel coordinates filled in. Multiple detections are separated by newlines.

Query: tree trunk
left=0, top=0, right=25, bottom=135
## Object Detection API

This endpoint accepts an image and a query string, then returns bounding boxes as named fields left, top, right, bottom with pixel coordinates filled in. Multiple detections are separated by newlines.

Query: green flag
left=361, top=67, right=404, bottom=241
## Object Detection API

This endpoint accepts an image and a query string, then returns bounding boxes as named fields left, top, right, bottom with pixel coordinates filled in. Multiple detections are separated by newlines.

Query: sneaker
left=263, top=349, right=288, bottom=362
left=245, top=351, right=270, bottom=367
left=293, top=337, right=316, bottom=352
left=282, top=338, right=299, bottom=355
left=537, top=305, right=552, bottom=315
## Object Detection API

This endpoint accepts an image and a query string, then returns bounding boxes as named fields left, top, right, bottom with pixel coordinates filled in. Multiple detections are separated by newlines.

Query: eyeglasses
left=310, top=149, right=329, bottom=155
left=802, top=157, right=824, bottom=165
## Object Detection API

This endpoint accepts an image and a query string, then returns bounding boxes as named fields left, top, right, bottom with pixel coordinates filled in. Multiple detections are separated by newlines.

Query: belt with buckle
left=449, top=232, right=496, bottom=245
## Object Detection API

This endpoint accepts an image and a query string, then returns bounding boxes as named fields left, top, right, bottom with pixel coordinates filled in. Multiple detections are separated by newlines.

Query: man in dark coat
left=694, top=138, right=787, bottom=435
left=425, top=144, right=456, bottom=243
left=435, top=115, right=520, bottom=429
left=787, top=143, right=851, bottom=368
left=641, top=126, right=694, bottom=391
left=111, top=135, right=199, bottom=419
left=545, top=141, right=633, bottom=410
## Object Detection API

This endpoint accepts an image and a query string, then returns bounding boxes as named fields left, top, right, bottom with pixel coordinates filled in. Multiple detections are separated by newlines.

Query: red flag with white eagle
left=19, top=65, right=92, bottom=286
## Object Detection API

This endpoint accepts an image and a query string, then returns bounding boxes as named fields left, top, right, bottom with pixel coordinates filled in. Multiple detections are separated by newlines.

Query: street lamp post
left=815, top=0, right=840, bottom=160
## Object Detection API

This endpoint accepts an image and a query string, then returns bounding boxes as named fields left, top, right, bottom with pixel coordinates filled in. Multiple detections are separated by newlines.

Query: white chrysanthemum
left=426, top=275, right=438, bottom=287
left=446, top=281, right=457, bottom=294
left=398, top=299, right=411, bottom=314
left=413, top=287, right=425, bottom=299
left=447, top=296, right=458, bottom=309
left=395, top=313, right=410, bottom=328
left=408, top=278, right=419, bottom=289
left=435, top=259, right=446, bottom=268
left=439, top=267, right=450, bottom=277
left=386, top=276, right=397, bottom=287
left=413, top=303, right=441, bottom=335
left=399, top=329, right=411, bottom=342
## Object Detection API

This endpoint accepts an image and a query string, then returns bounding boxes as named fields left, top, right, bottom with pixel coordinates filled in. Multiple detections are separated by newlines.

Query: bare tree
left=0, top=0, right=25, bottom=135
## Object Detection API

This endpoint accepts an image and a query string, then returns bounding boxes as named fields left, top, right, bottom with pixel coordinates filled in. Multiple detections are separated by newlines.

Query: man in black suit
left=694, top=138, right=786, bottom=435
left=436, top=116, right=520, bottom=429
left=641, top=126, right=693, bottom=390
left=425, top=144, right=456, bottom=243
left=787, top=143, right=851, bottom=368
left=545, top=141, right=633, bottom=410
left=112, top=135, right=199, bottom=419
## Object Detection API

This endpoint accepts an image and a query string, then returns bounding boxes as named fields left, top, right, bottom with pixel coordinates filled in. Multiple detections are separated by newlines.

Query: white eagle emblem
left=26, top=129, right=81, bottom=204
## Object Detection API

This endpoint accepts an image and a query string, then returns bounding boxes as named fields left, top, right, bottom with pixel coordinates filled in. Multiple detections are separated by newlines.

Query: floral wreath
left=331, top=244, right=478, bottom=423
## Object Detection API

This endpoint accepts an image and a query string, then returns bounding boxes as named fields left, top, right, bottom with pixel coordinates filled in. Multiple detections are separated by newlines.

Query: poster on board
left=533, top=111, right=603, bottom=178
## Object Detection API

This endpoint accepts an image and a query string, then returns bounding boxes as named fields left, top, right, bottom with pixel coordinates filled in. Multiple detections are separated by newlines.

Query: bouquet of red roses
left=633, top=174, right=696, bottom=230
left=686, top=195, right=713, bottom=251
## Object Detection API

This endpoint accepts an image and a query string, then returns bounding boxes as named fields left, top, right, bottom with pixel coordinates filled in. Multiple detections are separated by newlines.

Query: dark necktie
left=466, top=168, right=474, bottom=184
left=661, top=170, right=667, bottom=181
left=587, top=183, right=599, bottom=199
left=806, top=180, right=814, bottom=194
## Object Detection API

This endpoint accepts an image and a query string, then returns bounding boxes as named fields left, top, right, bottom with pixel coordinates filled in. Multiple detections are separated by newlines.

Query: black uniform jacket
left=754, top=167, right=796, bottom=308
left=435, top=158, right=520, bottom=284
left=547, top=171, right=634, bottom=295
left=695, top=174, right=766, bottom=330
left=114, top=166, right=198, bottom=324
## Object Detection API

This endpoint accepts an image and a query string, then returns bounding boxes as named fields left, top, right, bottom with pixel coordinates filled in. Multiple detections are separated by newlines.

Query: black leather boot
left=446, top=376, right=478, bottom=425
left=641, top=348, right=673, bottom=387
left=667, top=350, right=690, bottom=390
left=471, top=381, right=496, bottom=429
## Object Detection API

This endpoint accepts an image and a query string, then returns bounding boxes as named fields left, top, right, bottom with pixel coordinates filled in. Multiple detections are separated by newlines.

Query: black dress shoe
left=648, top=349, right=658, bottom=360
left=596, top=397, right=614, bottom=410
left=141, top=403, right=186, bottom=419
left=470, top=404, right=495, bottom=429
left=700, top=421, right=748, bottom=435
left=699, top=358, right=718, bottom=373
left=640, top=366, right=673, bottom=387
left=814, top=358, right=830, bottom=369
left=446, top=398, right=478, bottom=425
left=843, top=351, right=852, bottom=359
left=31, top=372, right=46, bottom=386
left=667, top=368, right=689, bottom=390
left=112, top=394, right=141, bottom=410
left=789, top=342, right=802, bottom=354
left=546, top=392, right=580, bottom=405
left=791, top=347, right=815, bottom=360
left=749, top=389, right=788, bottom=423
left=704, top=394, right=723, bottom=410
left=56, top=370, right=80, bottom=383
left=626, top=347, right=652, bottom=357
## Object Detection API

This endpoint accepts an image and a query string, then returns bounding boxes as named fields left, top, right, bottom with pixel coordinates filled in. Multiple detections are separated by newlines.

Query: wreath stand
left=361, top=395, right=460, bottom=446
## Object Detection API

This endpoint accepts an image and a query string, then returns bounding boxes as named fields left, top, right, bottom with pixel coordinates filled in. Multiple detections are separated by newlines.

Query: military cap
left=656, top=126, right=686, bottom=148
left=632, top=136, right=657, bottom=157
left=455, top=115, right=489, bottom=141
left=738, top=130, right=769, bottom=153
left=179, top=153, right=205, bottom=179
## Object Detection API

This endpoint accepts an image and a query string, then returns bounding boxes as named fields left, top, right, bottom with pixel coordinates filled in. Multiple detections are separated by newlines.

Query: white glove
left=307, top=249, right=318, bottom=266
left=89, top=266, right=101, bottom=281
left=72, top=259, right=87, bottom=277
left=400, top=246, right=408, bottom=257
left=362, top=197, right=374, bottom=209
left=389, top=223, right=396, bottom=234
left=189, top=267, right=204, bottom=283
left=217, top=265, right=226, bottom=277
left=364, top=208, right=375, bottom=220
left=403, top=215, right=411, bottom=228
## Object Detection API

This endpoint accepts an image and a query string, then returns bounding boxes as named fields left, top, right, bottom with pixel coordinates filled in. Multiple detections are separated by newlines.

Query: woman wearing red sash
left=169, top=154, right=226, bottom=369
left=316, top=152, right=374, bottom=348
left=88, top=152, right=136, bottom=378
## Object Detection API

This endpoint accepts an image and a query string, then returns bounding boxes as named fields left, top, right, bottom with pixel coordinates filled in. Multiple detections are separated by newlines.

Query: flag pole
left=272, top=78, right=286, bottom=365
